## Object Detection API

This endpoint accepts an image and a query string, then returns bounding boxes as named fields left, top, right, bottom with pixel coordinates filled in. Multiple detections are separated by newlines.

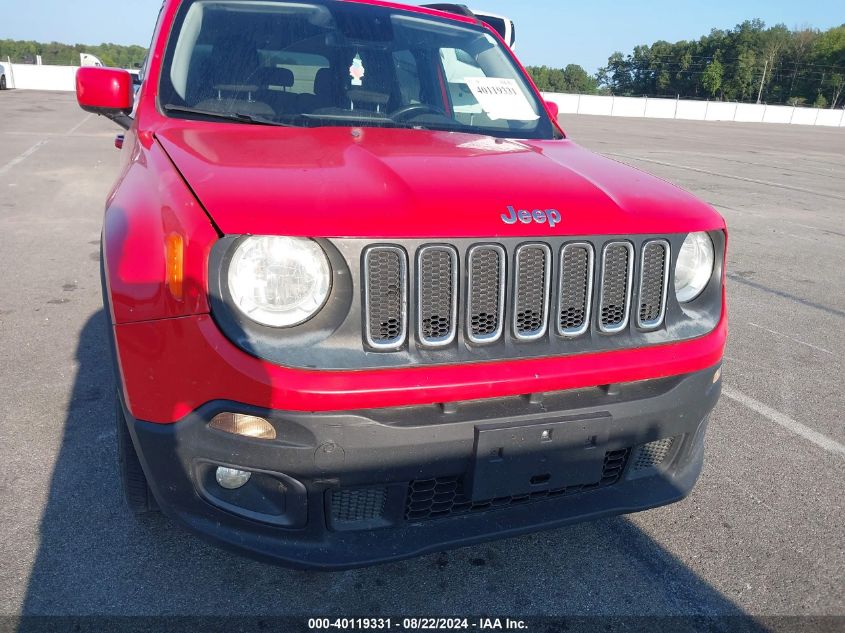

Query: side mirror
left=76, top=67, right=134, bottom=129
left=545, top=100, right=560, bottom=121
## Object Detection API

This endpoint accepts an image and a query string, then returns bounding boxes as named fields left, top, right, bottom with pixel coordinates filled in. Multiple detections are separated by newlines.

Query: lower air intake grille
left=418, top=246, right=457, bottom=346
left=405, top=449, right=630, bottom=522
left=638, top=240, right=669, bottom=328
left=331, top=487, right=387, bottom=523
left=633, top=437, right=676, bottom=471
left=599, top=242, right=633, bottom=333
left=364, top=247, right=407, bottom=349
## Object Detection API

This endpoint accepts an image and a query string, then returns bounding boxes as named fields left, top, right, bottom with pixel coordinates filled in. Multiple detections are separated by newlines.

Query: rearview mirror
left=76, top=67, right=134, bottom=129
left=545, top=100, right=560, bottom=121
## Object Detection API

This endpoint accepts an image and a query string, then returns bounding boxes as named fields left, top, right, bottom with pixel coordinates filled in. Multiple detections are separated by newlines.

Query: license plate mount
left=466, top=413, right=612, bottom=502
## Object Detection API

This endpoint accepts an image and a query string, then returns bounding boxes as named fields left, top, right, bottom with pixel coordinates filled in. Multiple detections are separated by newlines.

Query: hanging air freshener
left=349, top=54, right=365, bottom=87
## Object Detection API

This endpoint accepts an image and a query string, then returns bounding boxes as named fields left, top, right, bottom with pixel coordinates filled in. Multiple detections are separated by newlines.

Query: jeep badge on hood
left=502, top=206, right=562, bottom=228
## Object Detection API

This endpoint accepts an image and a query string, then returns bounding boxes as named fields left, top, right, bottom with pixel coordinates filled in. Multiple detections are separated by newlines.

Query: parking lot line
left=747, top=322, right=835, bottom=356
left=722, top=386, right=845, bottom=457
left=65, top=114, right=93, bottom=136
left=606, top=152, right=845, bottom=202
left=0, top=140, right=48, bottom=175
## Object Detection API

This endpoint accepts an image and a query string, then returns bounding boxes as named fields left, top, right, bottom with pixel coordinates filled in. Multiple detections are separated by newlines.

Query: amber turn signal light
left=165, top=232, right=184, bottom=300
left=209, top=413, right=277, bottom=440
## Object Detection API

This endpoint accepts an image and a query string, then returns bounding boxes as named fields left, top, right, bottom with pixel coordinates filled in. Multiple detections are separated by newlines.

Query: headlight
left=674, top=232, right=715, bottom=303
left=227, top=236, right=331, bottom=327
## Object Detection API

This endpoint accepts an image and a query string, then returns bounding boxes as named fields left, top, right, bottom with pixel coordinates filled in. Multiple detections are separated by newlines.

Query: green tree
left=701, top=60, right=724, bottom=98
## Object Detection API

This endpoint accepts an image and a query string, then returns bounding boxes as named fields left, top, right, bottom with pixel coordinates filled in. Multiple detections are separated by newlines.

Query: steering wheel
left=390, top=104, right=445, bottom=121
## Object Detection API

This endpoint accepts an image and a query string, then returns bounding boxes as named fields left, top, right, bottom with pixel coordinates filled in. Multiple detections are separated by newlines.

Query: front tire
left=0, top=76, right=6, bottom=90
left=116, top=396, right=158, bottom=514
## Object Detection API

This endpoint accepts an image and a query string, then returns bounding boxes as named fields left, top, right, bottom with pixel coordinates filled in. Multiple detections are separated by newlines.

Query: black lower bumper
left=127, top=364, right=722, bottom=570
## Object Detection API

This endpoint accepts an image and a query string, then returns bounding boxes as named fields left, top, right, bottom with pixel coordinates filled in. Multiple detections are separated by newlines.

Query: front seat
left=298, top=67, right=337, bottom=113
left=194, top=36, right=275, bottom=118
left=256, top=67, right=296, bottom=115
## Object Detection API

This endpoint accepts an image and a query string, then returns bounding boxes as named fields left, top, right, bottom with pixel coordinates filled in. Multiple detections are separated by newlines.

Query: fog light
left=215, top=467, right=251, bottom=490
left=209, top=413, right=276, bottom=440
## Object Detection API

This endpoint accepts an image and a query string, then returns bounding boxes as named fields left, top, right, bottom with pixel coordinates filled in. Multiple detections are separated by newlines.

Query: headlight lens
left=674, top=232, right=715, bottom=303
left=227, top=236, right=331, bottom=327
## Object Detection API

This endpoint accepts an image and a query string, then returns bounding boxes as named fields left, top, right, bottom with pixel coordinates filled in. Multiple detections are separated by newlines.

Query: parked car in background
left=0, top=64, right=7, bottom=90
left=76, top=0, right=726, bottom=569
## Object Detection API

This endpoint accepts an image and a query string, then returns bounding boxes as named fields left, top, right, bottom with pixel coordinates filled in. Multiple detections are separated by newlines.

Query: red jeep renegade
left=76, top=0, right=726, bottom=569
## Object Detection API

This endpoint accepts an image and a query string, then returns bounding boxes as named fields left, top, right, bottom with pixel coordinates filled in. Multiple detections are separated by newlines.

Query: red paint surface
left=116, top=310, right=727, bottom=423
left=155, top=124, right=724, bottom=238
left=76, top=67, right=134, bottom=113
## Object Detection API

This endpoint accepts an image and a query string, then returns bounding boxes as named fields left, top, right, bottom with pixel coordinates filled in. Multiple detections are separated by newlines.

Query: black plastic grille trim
left=405, top=449, right=630, bottom=522
left=331, top=487, right=388, bottom=523
left=513, top=243, right=552, bottom=340
left=598, top=242, right=634, bottom=333
left=637, top=240, right=670, bottom=329
left=417, top=246, right=459, bottom=347
left=632, top=437, right=676, bottom=471
left=363, top=246, right=408, bottom=350
left=466, top=245, right=507, bottom=344
left=557, top=243, right=595, bottom=337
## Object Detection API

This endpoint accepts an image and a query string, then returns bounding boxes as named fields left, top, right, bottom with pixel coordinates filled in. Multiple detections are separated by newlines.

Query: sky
left=1, top=0, right=842, bottom=72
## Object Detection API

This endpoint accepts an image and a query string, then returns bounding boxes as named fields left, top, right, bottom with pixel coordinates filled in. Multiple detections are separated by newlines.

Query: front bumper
left=127, top=364, right=722, bottom=570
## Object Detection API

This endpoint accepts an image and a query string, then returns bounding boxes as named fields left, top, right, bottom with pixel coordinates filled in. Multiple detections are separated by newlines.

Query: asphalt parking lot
left=0, top=91, right=842, bottom=625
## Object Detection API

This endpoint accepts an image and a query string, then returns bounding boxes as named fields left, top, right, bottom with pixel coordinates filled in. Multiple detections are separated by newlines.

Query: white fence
left=3, top=63, right=78, bottom=91
left=543, top=92, right=845, bottom=128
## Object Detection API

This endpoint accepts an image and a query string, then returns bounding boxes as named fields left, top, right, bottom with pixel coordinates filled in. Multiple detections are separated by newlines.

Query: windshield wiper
left=163, top=104, right=291, bottom=127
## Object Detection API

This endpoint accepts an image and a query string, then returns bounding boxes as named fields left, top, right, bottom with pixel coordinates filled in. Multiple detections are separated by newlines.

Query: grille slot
left=513, top=244, right=552, bottom=340
left=406, top=449, right=630, bottom=521
left=467, top=245, right=506, bottom=344
left=417, top=246, right=458, bottom=347
left=557, top=243, right=594, bottom=337
left=637, top=240, right=670, bottom=329
left=331, top=487, right=387, bottom=523
left=363, top=246, right=408, bottom=350
left=633, top=437, right=677, bottom=471
left=599, top=242, right=634, bottom=333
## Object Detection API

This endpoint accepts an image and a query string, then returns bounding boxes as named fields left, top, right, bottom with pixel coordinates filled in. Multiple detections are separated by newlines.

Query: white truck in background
left=422, top=4, right=516, bottom=49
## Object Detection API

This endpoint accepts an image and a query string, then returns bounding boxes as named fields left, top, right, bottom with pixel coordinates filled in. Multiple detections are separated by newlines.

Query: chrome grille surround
left=416, top=245, right=459, bottom=347
left=557, top=242, right=595, bottom=338
left=363, top=246, right=408, bottom=350
left=637, top=240, right=671, bottom=330
left=466, top=244, right=507, bottom=345
left=598, top=241, right=635, bottom=334
left=512, top=243, right=552, bottom=341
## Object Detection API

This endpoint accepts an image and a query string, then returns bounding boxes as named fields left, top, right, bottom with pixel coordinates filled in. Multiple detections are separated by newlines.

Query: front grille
left=405, top=449, right=630, bottom=521
left=599, top=242, right=634, bottom=333
left=557, top=243, right=594, bottom=337
left=513, top=244, right=552, bottom=340
left=331, top=487, right=387, bottom=523
left=360, top=237, right=679, bottom=352
left=363, top=246, right=407, bottom=349
left=417, top=246, right=458, bottom=346
left=637, top=240, right=670, bottom=329
left=467, top=245, right=506, bottom=344
left=632, top=437, right=676, bottom=471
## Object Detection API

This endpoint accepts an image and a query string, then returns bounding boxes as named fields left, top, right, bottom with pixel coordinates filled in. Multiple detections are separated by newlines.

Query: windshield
left=159, top=0, right=555, bottom=139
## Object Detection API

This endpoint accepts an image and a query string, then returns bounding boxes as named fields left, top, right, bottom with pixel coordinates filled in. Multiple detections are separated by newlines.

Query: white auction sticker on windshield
left=464, top=77, right=539, bottom=121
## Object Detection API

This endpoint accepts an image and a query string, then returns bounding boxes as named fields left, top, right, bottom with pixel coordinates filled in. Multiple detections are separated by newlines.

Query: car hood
left=155, top=124, right=723, bottom=238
